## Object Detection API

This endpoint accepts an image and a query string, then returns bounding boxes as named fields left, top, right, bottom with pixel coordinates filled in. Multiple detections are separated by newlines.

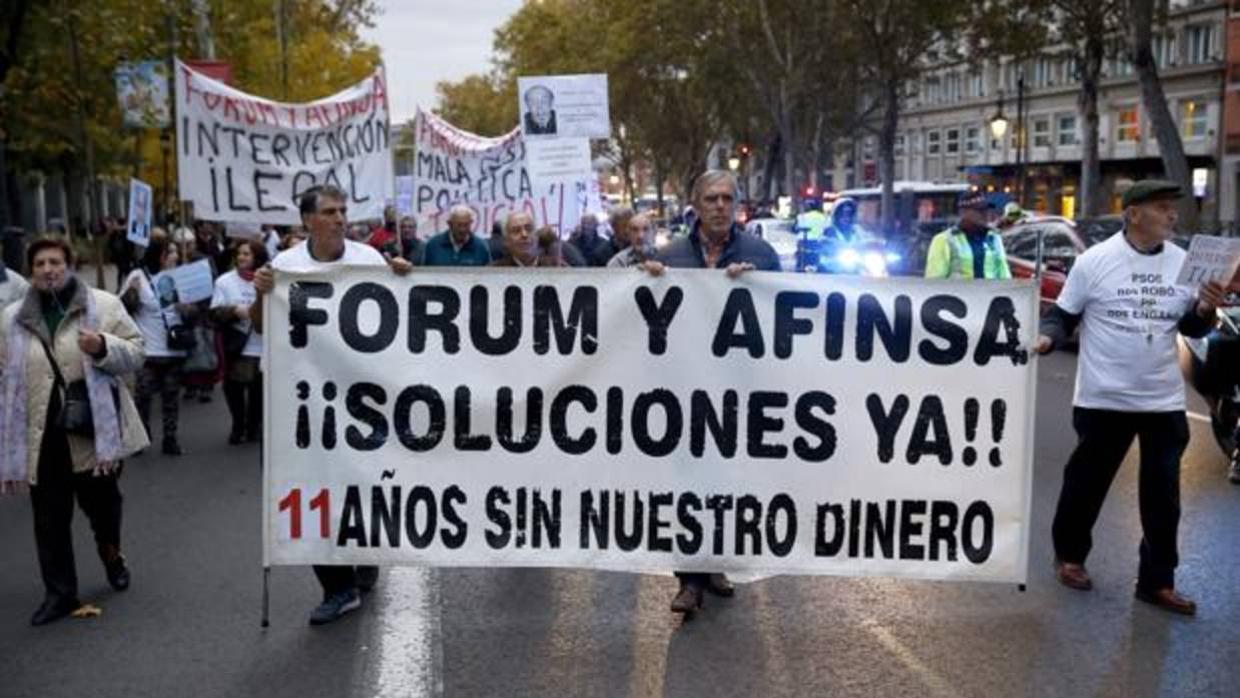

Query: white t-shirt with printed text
left=1055, top=231, right=1196, bottom=412
left=123, top=268, right=187, bottom=359
left=211, top=270, right=262, bottom=358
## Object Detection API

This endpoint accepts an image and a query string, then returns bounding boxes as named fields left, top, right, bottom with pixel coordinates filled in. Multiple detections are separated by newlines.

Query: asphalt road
left=1, top=348, right=1238, bottom=697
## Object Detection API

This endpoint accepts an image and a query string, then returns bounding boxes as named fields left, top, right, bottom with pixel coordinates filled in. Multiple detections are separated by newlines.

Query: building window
left=1153, top=33, right=1178, bottom=68
left=1032, top=117, right=1051, bottom=147
left=1182, top=100, right=1208, bottom=139
left=927, top=130, right=941, bottom=155
left=863, top=136, right=876, bottom=160
left=965, top=126, right=980, bottom=154
left=1116, top=107, right=1140, bottom=143
left=1057, top=113, right=1079, bottom=146
left=894, top=134, right=906, bottom=156
left=946, top=128, right=960, bottom=154
left=1186, top=25, right=1216, bottom=64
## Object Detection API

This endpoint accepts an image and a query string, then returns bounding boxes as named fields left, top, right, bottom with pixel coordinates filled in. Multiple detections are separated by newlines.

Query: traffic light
left=804, top=186, right=816, bottom=197
left=739, top=143, right=751, bottom=157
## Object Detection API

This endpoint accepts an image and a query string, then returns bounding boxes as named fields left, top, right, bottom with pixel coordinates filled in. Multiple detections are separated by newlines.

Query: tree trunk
left=1129, top=0, right=1196, bottom=231
left=879, top=80, right=900, bottom=238
left=763, top=134, right=782, bottom=201
left=653, top=158, right=666, bottom=219
left=67, top=12, right=102, bottom=286
left=1078, top=34, right=1105, bottom=218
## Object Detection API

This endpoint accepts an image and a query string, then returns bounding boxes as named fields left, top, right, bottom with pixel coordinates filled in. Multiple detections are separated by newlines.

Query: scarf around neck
left=1, top=280, right=125, bottom=492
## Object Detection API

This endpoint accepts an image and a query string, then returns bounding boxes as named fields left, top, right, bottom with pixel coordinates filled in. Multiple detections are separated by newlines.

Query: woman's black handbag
left=222, top=325, right=251, bottom=358
left=38, top=339, right=115, bottom=437
left=166, top=323, right=197, bottom=351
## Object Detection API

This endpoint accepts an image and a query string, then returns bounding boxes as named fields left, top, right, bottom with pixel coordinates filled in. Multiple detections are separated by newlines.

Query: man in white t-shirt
left=251, top=184, right=412, bottom=627
left=1035, top=180, right=1225, bottom=616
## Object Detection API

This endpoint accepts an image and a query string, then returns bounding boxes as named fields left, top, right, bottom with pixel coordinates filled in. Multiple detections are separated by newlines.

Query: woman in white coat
left=0, top=237, right=149, bottom=626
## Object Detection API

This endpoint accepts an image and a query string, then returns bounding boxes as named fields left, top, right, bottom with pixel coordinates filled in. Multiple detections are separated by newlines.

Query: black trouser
left=135, top=357, right=181, bottom=441
left=1051, top=408, right=1189, bottom=591
left=675, top=572, right=710, bottom=589
left=30, top=393, right=124, bottom=603
left=312, top=565, right=377, bottom=599
left=223, top=374, right=262, bottom=440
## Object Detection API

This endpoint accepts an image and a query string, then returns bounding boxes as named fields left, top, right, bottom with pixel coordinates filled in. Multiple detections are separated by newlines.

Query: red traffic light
left=804, top=186, right=816, bottom=197
left=739, top=143, right=751, bottom=156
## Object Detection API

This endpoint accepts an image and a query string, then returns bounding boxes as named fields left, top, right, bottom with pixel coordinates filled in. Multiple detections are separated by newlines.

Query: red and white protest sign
left=174, top=59, right=393, bottom=225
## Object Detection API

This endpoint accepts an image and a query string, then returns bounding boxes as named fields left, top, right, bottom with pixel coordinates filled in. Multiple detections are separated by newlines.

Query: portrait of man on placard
left=523, top=85, right=557, bottom=136
left=129, top=185, right=149, bottom=242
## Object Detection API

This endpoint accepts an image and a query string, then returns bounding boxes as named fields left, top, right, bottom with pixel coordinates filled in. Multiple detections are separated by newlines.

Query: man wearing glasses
left=643, top=170, right=780, bottom=614
left=250, top=184, right=412, bottom=626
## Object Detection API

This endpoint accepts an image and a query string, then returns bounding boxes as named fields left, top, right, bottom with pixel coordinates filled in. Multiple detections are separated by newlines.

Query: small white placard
left=168, top=258, right=215, bottom=303
left=525, top=138, right=594, bottom=189
left=1176, top=234, right=1240, bottom=287
left=127, top=178, right=153, bottom=246
left=517, top=74, right=610, bottom=139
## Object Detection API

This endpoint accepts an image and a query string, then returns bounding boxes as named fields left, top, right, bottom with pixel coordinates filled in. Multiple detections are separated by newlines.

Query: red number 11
left=278, top=488, right=331, bottom=539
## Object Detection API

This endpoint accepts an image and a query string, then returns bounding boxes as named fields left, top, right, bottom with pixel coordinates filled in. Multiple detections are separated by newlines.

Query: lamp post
left=989, top=71, right=1026, bottom=207
left=1015, top=71, right=1026, bottom=208
left=159, top=130, right=171, bottom=225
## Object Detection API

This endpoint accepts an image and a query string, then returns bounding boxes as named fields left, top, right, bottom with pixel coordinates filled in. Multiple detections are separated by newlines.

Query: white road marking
left=861, top=619, right=964, bottom=698
left=372, top=567, right=443, bottom=698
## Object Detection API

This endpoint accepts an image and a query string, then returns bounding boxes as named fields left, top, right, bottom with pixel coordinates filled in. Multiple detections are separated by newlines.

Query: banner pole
left=261, top=566, right=271, bottom=628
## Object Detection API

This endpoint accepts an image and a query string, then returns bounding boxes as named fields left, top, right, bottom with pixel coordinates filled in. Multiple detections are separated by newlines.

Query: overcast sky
left=359, top=0, right=524, bottom=125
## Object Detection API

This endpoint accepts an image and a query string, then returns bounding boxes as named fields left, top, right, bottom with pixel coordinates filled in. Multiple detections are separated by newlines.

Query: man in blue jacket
left=644, top=169, right=780, bottom=615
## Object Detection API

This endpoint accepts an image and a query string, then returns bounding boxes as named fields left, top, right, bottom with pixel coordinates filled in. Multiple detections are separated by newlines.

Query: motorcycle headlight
left=863, top=252, right=887, bottom=276
left=837, top=248, right=860, bottom=269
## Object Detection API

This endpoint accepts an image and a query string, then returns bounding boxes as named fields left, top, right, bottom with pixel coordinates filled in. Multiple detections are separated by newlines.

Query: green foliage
left=1, top=0, right=381, bottom=195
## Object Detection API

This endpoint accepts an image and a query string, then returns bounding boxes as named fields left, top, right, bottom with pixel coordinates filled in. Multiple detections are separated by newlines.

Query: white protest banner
left=411, top=110, right=596, bottom=235
left=225, top=221, right=263, bottom=241
left=127, top=178, right=153, bottom=246
left=1176, top=234, right=1240, bottom=287
left=517, top=74, right=610, bottom=139
left=174, top=59, right=392, bottom=226
left=263, top=270, right=1038, bottom=583
left=394, top=175, right=415, bottom=218
left=169, top=258, right=215, bottom=303
left=115, top=61, right=170, bottom=129
left=525, top=138, right=594, bottom=190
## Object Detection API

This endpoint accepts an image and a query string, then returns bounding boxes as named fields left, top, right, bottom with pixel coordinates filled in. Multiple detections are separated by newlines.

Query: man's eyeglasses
left=317, top=206, right=347, bottom=217
left=702, top=194, right=734, bottom=205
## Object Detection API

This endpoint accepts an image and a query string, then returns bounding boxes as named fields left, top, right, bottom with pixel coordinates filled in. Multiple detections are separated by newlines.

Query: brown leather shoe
left=1054, top=561, right=1093, bottom=591
left=670, top=584, right=703, bottom=614
left=705, top=573, right=735, bottom=597
left=1135, top=587, right=1197, bottom=616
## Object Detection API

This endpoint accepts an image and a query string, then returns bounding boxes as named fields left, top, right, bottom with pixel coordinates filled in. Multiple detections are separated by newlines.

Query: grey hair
left=504, top=210, right=534, bottom=231
left=524, top=85, right=553, bottom=105
left=447, top=204, right=475, bottom=223
left=691, top=170, right=739, bottom=205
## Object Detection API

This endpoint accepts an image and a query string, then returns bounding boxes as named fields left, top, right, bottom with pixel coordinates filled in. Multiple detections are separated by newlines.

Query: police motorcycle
left=795, top=197, right=900, bottom=277
left=1178, top=300, right=1240, bottom=462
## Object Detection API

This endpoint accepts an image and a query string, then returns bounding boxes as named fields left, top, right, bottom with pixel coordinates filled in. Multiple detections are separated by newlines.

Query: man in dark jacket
left=568, top=213, right=615, bottom=267
left=422, top=205, right=491, bottom=267
left=644, top=169, right=779, bottom=615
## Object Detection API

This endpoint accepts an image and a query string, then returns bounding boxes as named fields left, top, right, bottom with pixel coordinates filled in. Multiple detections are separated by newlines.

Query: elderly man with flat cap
left=1034, top=179, right=1225, bottom=616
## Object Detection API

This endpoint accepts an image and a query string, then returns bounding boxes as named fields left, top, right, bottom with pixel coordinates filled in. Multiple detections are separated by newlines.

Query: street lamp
left=989, top=93, right=1009, bottom=140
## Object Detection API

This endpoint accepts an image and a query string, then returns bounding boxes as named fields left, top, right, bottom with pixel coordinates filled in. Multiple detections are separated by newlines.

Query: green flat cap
left=1122, top=179, right=1184, bottom=208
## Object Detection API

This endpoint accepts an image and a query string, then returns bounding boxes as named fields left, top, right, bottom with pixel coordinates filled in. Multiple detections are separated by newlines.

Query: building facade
left=835, top=0, right=1234, bottom=225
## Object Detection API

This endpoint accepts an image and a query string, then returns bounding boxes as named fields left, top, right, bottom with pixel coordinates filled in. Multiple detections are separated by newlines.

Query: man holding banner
left=645, top=169, right=781, bottom=614
left=1036, top=180, right=1225, bottom=616
left=252, top=184, right=411, bottom=625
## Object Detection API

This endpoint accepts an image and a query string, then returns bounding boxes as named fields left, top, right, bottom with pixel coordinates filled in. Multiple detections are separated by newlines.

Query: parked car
left=1000, top=217, right=1088, bottom=306
left=745, top=217, right=798, bottom=271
